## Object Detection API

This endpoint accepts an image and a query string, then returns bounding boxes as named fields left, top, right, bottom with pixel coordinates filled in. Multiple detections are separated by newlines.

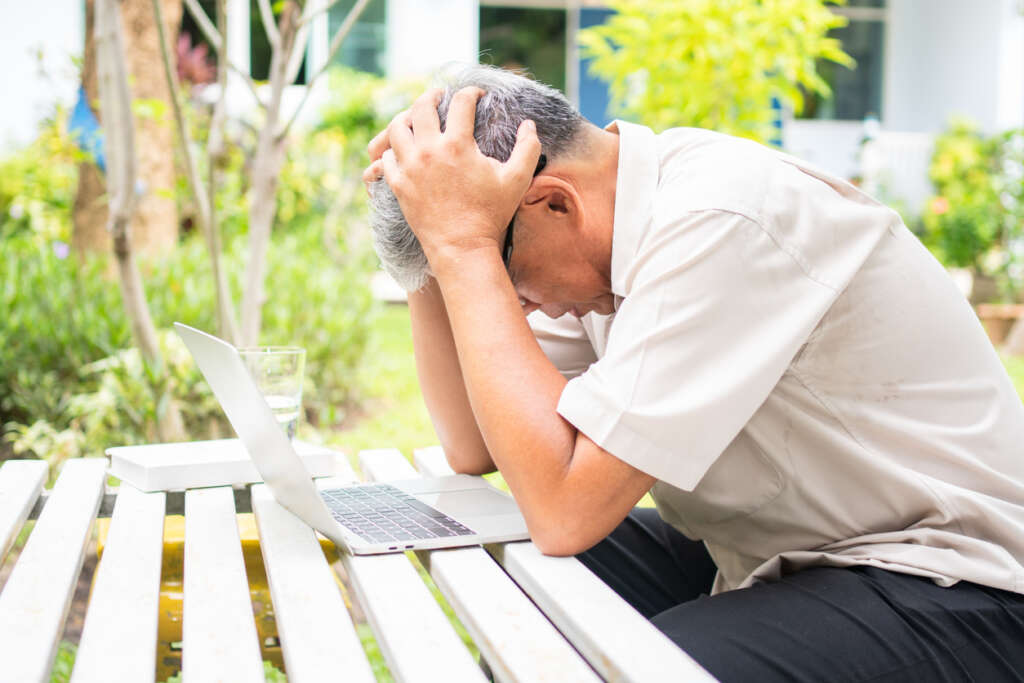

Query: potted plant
left=922, top=120, right=1024, bottom=346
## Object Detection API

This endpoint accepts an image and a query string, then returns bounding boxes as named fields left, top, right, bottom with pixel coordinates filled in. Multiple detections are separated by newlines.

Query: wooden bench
left=0, top=450, right=716, bottom=682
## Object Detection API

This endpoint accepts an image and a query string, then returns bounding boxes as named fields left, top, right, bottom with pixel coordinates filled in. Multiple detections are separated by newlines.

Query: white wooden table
left=0, top=449, right=716, bottom=682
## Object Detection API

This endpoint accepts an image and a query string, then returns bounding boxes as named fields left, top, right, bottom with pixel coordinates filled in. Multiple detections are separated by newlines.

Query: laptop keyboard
left=320, top=484, right=476, bottom=544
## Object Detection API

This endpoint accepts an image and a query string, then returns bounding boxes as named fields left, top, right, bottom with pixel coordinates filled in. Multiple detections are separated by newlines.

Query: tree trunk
left=153, top=0, right=240, bottom=342
left=239, top=2, right=300, bottom=346
left=74, top=0, right=182, bottom=258
left=96, top=0, right=186, bottom=442
left=122, top=0, right=183, bottom=256
left=72, top=0, right=110, bottom=255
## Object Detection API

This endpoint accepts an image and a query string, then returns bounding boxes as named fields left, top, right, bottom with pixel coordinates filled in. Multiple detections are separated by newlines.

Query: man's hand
left=372, top=87, right=542, bottom=270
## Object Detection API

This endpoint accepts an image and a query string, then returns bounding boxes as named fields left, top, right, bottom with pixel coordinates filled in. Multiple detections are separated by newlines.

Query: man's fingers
left=369, top=109, right=412, bottom=162
left=380, top=148, right=401, bottom=189
left=367, top=127, right=390, bottom=162
left=410, top=88, right=443, bottom=142
left=362, top=160, right=384, bottom=190
left=387, top=110, right=415, bottom=161
left=504, top=119, right=543, bottom=186
left=445, top=87, right=484, bottom=140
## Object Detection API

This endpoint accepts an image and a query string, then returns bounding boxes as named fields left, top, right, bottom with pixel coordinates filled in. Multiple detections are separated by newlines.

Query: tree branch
left=97, top=0, right=186, bottom=440
left=284, top=0, right=319, bottom=86
left=230, top=63, right=266, bottom=109
left=256, top=0, right=281, bottom=49
left=298, top=0, right=344, bottom=28
left=207, top=0, right=241, bottom=343
left=183, top=0, right=265, bottom=108
left=152, top=0, right=240, bottom=342
left=183, top=0, right=220, bottom=50
left=276, top=0, right=371, bottom=141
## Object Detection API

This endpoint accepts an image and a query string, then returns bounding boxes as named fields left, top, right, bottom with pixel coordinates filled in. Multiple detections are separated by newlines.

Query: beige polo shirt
left=532, top=120, right=1024, bottom=596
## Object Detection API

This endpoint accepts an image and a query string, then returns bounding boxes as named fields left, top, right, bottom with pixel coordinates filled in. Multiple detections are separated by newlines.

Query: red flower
left=931, top=196, right=950, bottom=216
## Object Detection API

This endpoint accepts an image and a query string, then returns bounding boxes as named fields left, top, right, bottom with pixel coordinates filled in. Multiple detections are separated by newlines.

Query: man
left=364, top=65, right=1024, bottom=681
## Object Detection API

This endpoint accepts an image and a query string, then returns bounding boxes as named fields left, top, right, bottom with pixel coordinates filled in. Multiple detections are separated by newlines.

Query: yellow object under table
left=94, top=511, right=344, bottom=681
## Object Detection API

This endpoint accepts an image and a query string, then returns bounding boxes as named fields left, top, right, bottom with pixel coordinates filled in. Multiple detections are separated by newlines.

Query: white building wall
left=884, top=0, right=1023, bottom=133
left=995, top=0, right=1024, bottom=130
left=385, top=0, right=478, bottom=79
left=0, top=0, right=84, bottom=153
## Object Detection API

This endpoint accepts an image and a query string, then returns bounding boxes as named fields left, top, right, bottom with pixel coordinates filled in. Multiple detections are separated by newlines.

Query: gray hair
left=369, top=64, right=587, bottom=291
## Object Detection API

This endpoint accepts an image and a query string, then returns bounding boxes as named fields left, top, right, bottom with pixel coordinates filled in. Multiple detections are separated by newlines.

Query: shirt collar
left=606, top=120, right=660, bottom=298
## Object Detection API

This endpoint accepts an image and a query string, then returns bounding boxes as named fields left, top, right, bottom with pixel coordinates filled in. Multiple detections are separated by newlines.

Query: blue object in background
left=69, top=86, right=106, bottom=172
left=769, top=96, right=784, bottom=149
left=578, top=8, right=615, bottom=127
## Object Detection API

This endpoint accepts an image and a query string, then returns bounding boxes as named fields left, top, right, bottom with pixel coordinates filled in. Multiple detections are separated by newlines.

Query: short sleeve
left=528, top=310, right=598, bottom=380
left=557, top=209, right=839, bottom=491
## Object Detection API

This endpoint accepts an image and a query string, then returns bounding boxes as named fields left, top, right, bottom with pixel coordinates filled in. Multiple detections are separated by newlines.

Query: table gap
left=236, top=512, right=288, bottom=679
left=323, top=553, right=398, bottom=683
left=156, top=515, right=184, bottom=683
left=54, top=521, right=100, bottom=649
left=0, top=520, right=35, bottom=595
left=47, top=538, right=98, bottom=680
left=406, top=552, right=483, bottom=663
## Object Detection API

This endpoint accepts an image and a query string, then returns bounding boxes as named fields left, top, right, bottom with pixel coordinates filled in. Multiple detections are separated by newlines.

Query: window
left=249, top=0, right=307, bottom=84
left=179, top=0, right=218, bottom=72
left=799, top=0, right=886, bottom=121
left=328, top=0, right=387, bottom=76
left=479, top=6, right=567, bottom=94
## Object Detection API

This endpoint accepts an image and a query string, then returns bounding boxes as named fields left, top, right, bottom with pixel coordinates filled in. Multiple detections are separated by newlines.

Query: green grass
left=319, top=304, right=437, bottom=464
left=1001, top=354, right=1024, bottom=399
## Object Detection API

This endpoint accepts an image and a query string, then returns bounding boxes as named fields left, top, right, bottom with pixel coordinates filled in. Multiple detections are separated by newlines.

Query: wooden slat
left=361, top=449, right=601, bottom=683
left=414, top=446, right=718, bottom=683
left=314, top=473, right=485, bottom=683
left=0, top=459, right=48, bottom=564
left=182, top=486, right=264, bottom=682
left=251, top=483, right=374, bottom=683
left=0, top=458, right=106, bottom=683
left=71, top=485, right=165, bottom=683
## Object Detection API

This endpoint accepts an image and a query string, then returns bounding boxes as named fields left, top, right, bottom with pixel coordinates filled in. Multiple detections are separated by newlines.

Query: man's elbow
left=443, top=448, right=496, bottom=476
left=528, top=517, right=601, bottom=557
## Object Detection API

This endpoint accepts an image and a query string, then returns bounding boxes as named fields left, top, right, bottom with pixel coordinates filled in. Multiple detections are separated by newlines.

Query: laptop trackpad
left=418, top=489, right=520, bottom=518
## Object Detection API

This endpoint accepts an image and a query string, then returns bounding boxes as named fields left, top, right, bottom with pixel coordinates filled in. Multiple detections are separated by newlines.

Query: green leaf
left=578, top=0, right=854, bottom=143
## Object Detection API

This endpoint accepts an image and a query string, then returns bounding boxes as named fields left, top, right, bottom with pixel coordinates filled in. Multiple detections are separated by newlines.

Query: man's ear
left=522, top=176, right=582, bottom=222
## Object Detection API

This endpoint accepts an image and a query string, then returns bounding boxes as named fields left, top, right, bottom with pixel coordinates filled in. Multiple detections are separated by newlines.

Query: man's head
left=369, top=64, right=589, bottom=292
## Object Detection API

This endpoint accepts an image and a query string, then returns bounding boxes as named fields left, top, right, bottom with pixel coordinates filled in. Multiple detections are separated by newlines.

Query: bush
left=1, top=68, right=393, bottom=470
left=578, top=0, right=851, bottom=142
left=922, top=120, right=1024, bottom=300
left=0, top=109, right=82, bottom=243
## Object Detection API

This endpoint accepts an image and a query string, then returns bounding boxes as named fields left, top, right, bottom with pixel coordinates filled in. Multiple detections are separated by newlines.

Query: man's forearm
left=430, top=248, right=581, bottom=531
left=429, top=248, right=655, bottom=555
left=408, top=277, right=495, bottom=474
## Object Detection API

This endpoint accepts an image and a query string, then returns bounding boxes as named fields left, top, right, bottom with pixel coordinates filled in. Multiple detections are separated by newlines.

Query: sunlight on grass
left=1001, top=354, right=1024, bottom=400
left=325, top=305, right=437, bottom=465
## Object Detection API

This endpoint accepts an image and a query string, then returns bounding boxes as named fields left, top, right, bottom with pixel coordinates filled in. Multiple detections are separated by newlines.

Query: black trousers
left=576, top=508, right=1024, bottom=682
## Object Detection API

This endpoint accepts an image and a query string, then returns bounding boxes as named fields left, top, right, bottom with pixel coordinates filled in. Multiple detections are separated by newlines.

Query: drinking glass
left=238, top=346, right=306, bottom=440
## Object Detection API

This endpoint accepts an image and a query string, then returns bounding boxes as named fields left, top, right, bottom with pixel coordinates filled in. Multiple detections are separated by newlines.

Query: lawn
left=320, top=303, right=437, bottom=463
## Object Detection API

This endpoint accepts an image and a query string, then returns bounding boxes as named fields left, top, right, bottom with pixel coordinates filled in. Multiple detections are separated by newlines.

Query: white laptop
left=175, top=322, right=530, bottom=555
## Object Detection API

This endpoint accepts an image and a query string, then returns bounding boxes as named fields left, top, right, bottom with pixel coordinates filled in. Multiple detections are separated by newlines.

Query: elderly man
left=364, top=65, right=1024, bottom=681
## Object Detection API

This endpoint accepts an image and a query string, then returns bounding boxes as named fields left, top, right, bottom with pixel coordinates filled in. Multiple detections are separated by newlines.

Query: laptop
left=174, top=322, right=530, bottom=554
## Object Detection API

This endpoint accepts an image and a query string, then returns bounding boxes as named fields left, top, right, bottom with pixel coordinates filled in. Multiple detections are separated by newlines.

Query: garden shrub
left=922, top=119, right=1024, bottom=300
left=578, top=0, right=851, bottom=142
left=1, top=67, right=395, bottom=471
